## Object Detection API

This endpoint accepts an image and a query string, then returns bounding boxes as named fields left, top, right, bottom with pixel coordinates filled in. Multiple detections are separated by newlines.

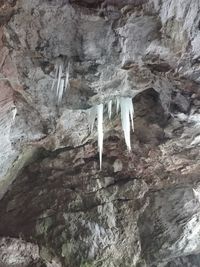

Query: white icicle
left=116, top=97, right=120, bottom=114
left=120, top=97, right=131, bottom=151
left=56, top=64, right=63, bottom=96
left=51, top=62, right=70, bottom=102
left=87, top=97, right=134, bottom=169
left=108, top=100, right=112, bottom=120
left=97, top=104, right=104, bottom=170
left=58, top=78, right=65, bottom=103
left=11, top=106, right=17, bottom=121
left=88, top=106, right=97, bottom=133
left=51, top=64, right=59, bottom=91
left=65, top=63, right=70, bottom=92
left=128, top=98, right=134, bottom=132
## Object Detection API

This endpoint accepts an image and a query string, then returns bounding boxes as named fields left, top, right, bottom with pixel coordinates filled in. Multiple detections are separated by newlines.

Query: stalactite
left=51, top=63, right=70, bottom=103
left=88, top=96, right=134, bottom=169
left=97, top=104, right=104, bottom=170
left=108, top=100, right=112, bottom=119
left=89, top=106, right=97, bottom=133
left=119, top=97, right=134, bottom=151
left=65, top=63, right=70, bottom=92
left=11, top=106, right=17, bottom=121
left=56, top=65, right=63, bottom=97
left=58, top=79, right=65, bottom=103
left=116, top=97, right=120, bottom=114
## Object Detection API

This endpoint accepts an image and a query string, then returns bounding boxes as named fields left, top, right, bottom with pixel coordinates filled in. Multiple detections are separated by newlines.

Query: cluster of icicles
left=89, top=97, right=134, bottom=169
left=51, top=63, right=70, bottom=103
left=51, top=64, right=134, bottom=170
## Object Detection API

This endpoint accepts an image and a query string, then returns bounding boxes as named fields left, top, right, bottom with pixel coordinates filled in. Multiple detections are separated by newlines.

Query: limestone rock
left=0, top=0, right=200, bottom=266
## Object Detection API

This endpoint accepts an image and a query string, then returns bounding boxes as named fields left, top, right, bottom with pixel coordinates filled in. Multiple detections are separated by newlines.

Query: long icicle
left=128, top=98, right=134, bottom=132
left=88, top=106, right=97, bottom=133
left=56, top=64, right=63, bottom=97
left=120, top=97, right=131, bottom=151
left=116, top=97, right=120, bottom=114
left=51, top=64, right=59, bottom=91
left=58, top=78, right=65, bottom=103
left=108, top=100, right=112, bottom=120
left=64, top=63, right=70, bottom=92
left=97, top=104, right=104, bottom=170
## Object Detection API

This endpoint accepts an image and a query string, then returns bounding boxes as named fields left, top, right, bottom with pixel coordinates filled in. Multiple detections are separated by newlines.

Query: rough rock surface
left=0, top=0, right=200, bottom=266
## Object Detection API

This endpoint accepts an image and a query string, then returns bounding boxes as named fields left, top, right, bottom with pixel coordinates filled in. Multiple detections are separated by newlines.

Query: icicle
left=108, top=100, right=112, bottom=119
left=51, top=62, right=70, bottom=102
left=88, top=106, right=97, bottom=133
left=120, top=97, right=131, bottom=151
left=128, top=98, right=134, bottom=132
left=64, top=63, right=70, bottom=92
left=97, top=104, right=104, bottom=170
left=58, top=78, right=65, bottom=103
left=56, top=65, right=63, bottom=96
left=51, top=64, right=59, bottom=91
left=87, top=97, right=134, bottom=169
left=116, top=97, right=120, bottom=114
left=11, top=106, right=17, bottom=121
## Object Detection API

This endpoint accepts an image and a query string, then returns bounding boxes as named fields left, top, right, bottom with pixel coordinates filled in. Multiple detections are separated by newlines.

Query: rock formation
left=0, top=0, right=200, bottom=266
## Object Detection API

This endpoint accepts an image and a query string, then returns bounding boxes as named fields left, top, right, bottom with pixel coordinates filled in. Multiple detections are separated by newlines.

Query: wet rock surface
left=0, top=0, right=200, bottom=266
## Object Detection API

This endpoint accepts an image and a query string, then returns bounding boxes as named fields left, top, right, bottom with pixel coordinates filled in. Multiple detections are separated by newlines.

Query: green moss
left=36, top=217, right=53, bottom=236
left=80, top=260, right=94, bottom=267
left=61, top=242, right=74, bottom=258
left=61, top=242, right=77, bottom=266
left=67, top=195, right=83, bottom=211
left=40, top=246, right=53, bottom=262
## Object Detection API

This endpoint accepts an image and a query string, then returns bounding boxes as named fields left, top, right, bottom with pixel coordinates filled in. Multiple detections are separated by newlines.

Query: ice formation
left=89, top=106, right=97, bottom=133
left=58, top=78, right=65, bottom=103
left=116, top=97, right=120, bottom=114
left=56, top=65, right=62, bottom=97
left=11, top=106, right=17, bottom=121
left=120, top=97, right=131, bottom=151
left=97, top=104, right=104, bottom=170
left=65, top=63, right=70, bottom=91
left=88, top=97, right=134, bottom=169
left=51, top=63, right=70, bottom=102
left=108, top=100, right=112, bottom=119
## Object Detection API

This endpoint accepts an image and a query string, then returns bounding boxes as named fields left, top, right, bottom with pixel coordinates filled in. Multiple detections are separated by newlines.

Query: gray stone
left=0, top=0, right=200, bottom=266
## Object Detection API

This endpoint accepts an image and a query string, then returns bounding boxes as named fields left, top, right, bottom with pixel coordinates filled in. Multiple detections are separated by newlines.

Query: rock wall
left=0, top=0, right=200, bottom=266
